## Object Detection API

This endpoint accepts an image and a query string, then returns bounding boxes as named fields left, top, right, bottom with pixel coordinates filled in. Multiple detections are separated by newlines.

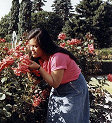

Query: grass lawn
left=89, top=77, right=112, bottom=94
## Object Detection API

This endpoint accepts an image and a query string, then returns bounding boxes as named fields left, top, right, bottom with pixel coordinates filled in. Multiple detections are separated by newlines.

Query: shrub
left=0, top=37, right=50, bottom=123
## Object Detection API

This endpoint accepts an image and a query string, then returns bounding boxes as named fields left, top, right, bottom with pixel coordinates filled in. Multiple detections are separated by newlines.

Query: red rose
left=107, top=74, right=112, bottom=82
left=58, top=33, right=66, bottom=40
left=32, top=97, right=42, bottom=107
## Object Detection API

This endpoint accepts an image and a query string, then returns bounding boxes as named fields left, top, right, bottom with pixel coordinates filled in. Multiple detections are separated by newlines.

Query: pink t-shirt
left=43, top=52, right=81, bottom=84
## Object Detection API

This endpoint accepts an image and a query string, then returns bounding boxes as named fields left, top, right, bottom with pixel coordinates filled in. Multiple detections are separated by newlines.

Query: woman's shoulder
left=52, top=52, right=68, bottom=57
left=50, top=52, right=69, bottom=62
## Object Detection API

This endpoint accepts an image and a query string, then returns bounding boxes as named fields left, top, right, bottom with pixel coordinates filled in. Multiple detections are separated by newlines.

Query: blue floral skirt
left=46, top=73, right=89, bottom=123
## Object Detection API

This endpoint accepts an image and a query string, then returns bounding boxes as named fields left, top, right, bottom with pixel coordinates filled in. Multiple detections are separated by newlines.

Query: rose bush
left=0, top=37, right=50, bottom=123
left=58, top=32, right=98, bottom=77
left=0, top=32, right=112, bottom=123
left=58, top=32, right=112, bottom=123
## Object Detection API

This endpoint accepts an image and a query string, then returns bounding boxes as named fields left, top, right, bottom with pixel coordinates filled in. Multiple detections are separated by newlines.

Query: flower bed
left=0, top=33, right=112, bottom=122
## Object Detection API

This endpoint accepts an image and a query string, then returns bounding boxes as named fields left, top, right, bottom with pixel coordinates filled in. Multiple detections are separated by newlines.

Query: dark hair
left=27, top=28, right=77, bottom=62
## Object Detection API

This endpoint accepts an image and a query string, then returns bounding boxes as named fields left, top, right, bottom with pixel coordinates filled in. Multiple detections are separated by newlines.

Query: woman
left=27, top=28, right=89, bottom=123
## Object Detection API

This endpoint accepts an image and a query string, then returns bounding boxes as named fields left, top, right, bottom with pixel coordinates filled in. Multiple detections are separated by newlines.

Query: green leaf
left=4, top=88, right=8, bottom=92
left=5, top=104, right=12, bottom=111
left=3, top=108, right=11, bottom=117
left=1, top=77, right=7, bottom=83
left=0, top=88, right=3, bottom=93
left=0, top=109, right=3, bottom=114
left=0, top=93, right=6, bottom=100
left=0, top=103, right=3, bottom=108
left=5, top=92, right=12, bottom=96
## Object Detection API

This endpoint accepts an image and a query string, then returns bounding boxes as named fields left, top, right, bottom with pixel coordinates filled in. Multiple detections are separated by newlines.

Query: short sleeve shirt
left=43, top=52, right=81, bottom=84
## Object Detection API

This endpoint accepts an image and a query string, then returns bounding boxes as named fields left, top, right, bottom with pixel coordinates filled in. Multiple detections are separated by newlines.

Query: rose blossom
left=0, top=56, right=14, bottom=72
left=32, top=97, right=42, bottom=107
left=0, top=38, right=6, bottom=43
left=12, top=62, right=30, bottom=76
left=88, top=44, right=94, bottom=54
left=107, top=74, right=112, bottom=82
left=68, top=39, right=81, bottom=45
left=60, top=42, right=66, bottom=48
left=58, top=33, right=66, bottom=40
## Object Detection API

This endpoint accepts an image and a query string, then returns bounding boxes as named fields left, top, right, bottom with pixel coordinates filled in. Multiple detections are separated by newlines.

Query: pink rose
left=60, top=42, right=66, bottom=48
left=88, top=44, right=94, bottom=54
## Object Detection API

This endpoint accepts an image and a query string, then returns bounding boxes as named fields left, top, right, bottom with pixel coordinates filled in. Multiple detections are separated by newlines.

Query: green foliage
left=18, top=0, right=32, bottom=37
left=73, top=0, right=102, bottom=37
left=0, top=14, right=10, bottom=39
left=8, top=0, right=20, bottom=34
left=0, top=0, right=112, bottom=49
left=32, top=0, right=47, bottom=12
left=31, top=11, right=49, bottom=29
left=31, top=11, right=63, bottom=41
left=96, top=48, right=112, bottom=60
left=61, top=0, right=112, bottom=48
left=93, top=2, right=112, bottom=48
left=0, top=68, right=32, bottom=122
left=0, top=69, right=49, bottom=122
left=52, top=0, right=74, bottom=21
left=62, top=19, right=76, bottom=38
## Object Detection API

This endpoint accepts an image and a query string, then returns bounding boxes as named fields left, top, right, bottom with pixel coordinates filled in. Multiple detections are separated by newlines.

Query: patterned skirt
left=46, top=73, right=89, bottom=123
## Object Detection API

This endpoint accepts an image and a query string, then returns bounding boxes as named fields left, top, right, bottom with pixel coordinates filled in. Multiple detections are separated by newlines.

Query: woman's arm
left=29, top=61, right=64, bottom=88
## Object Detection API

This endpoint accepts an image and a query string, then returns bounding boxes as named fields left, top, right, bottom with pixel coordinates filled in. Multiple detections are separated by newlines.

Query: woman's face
left=29, top=38, right=43, bottom=58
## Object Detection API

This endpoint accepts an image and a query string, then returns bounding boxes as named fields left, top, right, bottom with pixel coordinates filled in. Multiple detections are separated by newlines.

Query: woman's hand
left=29, top=61, right=64, bottom=88
left=29, top=60, right=40, bottom=70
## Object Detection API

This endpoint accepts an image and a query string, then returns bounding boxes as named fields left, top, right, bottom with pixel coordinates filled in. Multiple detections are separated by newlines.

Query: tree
left=93, top=1, right=112, bottom=48
left=74, top=0, right=102, bottom=37
left=62, top=19, right=76, bottom=39
left=8, top=0, right=19, bottom=34
left=52, top=0, right=74, bottom=21
left=32, top=0, right=47, bottom=12
left=18, top=0, right=32, bottom=37
left=31, top=11, right=63, bottom=41
left=0, top=14, right=10, bottom=40
left=72, top=0, right=112, bottom=48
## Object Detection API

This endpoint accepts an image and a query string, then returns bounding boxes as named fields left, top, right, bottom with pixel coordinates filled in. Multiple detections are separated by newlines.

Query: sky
left=0, top=0, right=80, bottom=20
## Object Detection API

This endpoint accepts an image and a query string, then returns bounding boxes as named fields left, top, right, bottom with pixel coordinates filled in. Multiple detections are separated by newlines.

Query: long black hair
left=27, top=28, right=77, bottom=62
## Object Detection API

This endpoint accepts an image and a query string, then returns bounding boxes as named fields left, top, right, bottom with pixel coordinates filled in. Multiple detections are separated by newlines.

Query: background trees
left=62, top=0, right=112, bottom=48
left=52, top=0, right=74, bottom=21
left=74, top=0, right=102, bottom=35
left=32, top=0, right=47, bottom=12
left=93, top=1, right=112, bottom=48
left=0, top=0, right=112, bottom=47
left=31, top=11, right=63, bottom=41
left=8, top=0, right=20, bottom=35
left=0, top=14, right=10, bottom=39
left=18, top=0, right=32, bottom=37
